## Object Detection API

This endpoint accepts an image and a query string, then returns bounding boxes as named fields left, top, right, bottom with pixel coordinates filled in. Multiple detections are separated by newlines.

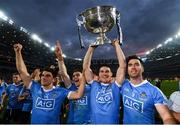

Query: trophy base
left=91, top=34, right=111, bottom=46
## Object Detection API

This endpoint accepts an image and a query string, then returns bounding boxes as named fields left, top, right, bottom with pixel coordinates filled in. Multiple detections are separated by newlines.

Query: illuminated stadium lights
left=145, top=51, right=150, bottom=55
left=74, top=58, right=82, bottom=61
left=156, top=58, right=163, bottom=60
left=0, top=11, right=8, bottom=21
left=156, top=44, right=162, bottom=49
left=44, top=42, right=50, bottom=48
left=20, top=27, right=28, bottom=33
left=62, top=54, right=67, bottom=58
left=164, top=37, right=173, bottom=44
left=141, top=57, right=147, bottom=62
left=31, top=34, right=42, bottom=43
left=177, top=31, right=180, bottom=36
left=8, top=19, right=14, bottom=25
left=166, top=56, right=172, bottom=59
left=150, top=48, right=154, bottom=52
left=50, top=47, right=55, bottom=51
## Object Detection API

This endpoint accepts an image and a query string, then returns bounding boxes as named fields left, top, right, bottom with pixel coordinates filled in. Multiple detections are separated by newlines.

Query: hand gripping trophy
left=76, top=5, right=122, bottom=48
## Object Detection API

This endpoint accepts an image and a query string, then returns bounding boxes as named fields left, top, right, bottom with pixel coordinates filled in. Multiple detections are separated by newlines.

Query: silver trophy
left=76, top=5, right=122, bottom=48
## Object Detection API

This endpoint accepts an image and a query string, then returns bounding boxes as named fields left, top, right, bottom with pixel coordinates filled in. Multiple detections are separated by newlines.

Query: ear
left=52, top=78, right=55, bottom=83
left=110, top=71, right=113, bottom=77
left=141, top=64, right=144, bottom=73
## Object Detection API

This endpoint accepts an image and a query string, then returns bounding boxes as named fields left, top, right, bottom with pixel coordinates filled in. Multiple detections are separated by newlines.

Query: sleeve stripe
left=67, top=91, right=72, bottom=99
left=28, top=81, right=33, bottom=89
left=115, top=81, right=121, bottom=87
left=87, top=80, right=93, bottom=84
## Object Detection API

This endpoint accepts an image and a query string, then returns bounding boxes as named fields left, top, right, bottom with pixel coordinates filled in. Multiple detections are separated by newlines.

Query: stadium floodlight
left=141, top=57, right=147, bottom=62
left=166, top=56, right=172, bottom=59
left=150, top=48, right=154, bottom=52
left=177, top=31, right=180, bottom=37
left=50, top=47, right=55, bottom=51
left=156, top=44, right=162, bottom=48
left=145, top=51, right=150, bottom=55
left=8, top=19, right=14, bottom=25
left=175, top=35, right=178, bottom=38
left=20, top=27, right=28, bottom=33
left=164, top=37, right=173, bottom=44
left=0, top=11, right=8, bottom=21
left=62, top=54, right=66, bottom=58
left=31, top=34, right=42, bottom=43
left=175, top=53, right=179, bottom=56
left=74, top=58, right=82, bottom=61
left=157, top=58, right=163, bottom=60
left=44, top=42, right=50, bottom=48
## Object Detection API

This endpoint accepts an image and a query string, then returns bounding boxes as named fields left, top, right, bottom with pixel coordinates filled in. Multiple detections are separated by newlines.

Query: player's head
left=98, top=65, right=112, bottom=83
left=12, top=72, right=21, bottom=84
left=0, top=77, right=3, bottom=84
left=40, top=67, right=57, bottom=87
left=174, top=76, right=180, bottom=82
left=126, top=55, right=144, bottom=79
left=72, top=69, right=82, bottom=86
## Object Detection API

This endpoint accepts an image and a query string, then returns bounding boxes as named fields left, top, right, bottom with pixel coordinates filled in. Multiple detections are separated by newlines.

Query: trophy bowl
left=76, top=6, right=122, bottom=48
left=81, top=6, right=119, bottom=34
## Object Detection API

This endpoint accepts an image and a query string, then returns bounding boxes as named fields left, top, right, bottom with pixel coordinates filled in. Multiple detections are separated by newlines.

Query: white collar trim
left=41, top=86, right=55, bottom=92
left=129, top=80, right=148, bottom=87
left=101, top=82, right=110, bottom=86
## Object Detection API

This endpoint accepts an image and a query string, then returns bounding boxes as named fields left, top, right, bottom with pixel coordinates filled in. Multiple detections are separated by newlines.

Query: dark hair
left=126, top=55, right=144, bottom=66
left=12, top=72, right=20, bottom=76
left=98, top=64, right=112, bottom=74
left=43, top=67, right=58, bottom=78
left=73, top=69, right=82, bottom=73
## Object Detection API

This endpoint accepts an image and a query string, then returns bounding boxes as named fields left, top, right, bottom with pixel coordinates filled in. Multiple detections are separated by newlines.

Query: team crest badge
left=140, top=92, right=147, bottom=100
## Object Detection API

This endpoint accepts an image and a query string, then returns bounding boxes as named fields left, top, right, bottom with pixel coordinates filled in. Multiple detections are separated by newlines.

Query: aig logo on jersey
left=35, top=97, right=55, bottom=110
left=96, top=92, right=113, bottom=103
left=76, top=96, right=87, bottom=105
left=123, top=95, right=144, bottom=113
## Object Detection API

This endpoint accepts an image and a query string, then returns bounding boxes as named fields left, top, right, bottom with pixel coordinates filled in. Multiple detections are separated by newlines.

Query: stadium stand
left=0, top=19, right=56, bottom=80
left=0, top=13, right=180, bottom=81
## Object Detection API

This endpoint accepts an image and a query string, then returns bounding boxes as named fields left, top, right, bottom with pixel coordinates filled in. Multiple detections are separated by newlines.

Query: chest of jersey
left=122, top=86, right=154, bottom=113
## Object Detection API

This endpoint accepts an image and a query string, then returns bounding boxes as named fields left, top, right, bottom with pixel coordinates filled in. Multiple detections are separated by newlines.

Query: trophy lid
left=79, top=6, right=120, bottom=34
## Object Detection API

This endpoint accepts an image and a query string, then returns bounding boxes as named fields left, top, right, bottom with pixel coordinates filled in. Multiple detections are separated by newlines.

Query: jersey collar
left=129, top=80, right=148, bottom=87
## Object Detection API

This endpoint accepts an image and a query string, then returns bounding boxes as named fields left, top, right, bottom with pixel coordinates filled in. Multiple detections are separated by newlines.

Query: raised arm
left=55, top=41, right=71, bottom=88
left=31, top=68, right=41, bottom=82
left=83, top=46, right=95, bottom=83
left=14, top=43, right=31, bottom=88
left=68, top=72, right=85, bottom=99
left=112, top=39, right=126, bottom=85
left=156, top=105, right=176, bottom=124
left=171, top=110, right=180, bottom=123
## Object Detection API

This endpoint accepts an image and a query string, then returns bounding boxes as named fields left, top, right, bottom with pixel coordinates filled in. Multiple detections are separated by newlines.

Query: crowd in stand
left=0, top=38, right=180, bottom=124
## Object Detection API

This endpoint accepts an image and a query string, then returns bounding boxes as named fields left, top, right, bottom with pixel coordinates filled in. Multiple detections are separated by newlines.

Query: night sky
left=0, top=0, right=180, bottom=59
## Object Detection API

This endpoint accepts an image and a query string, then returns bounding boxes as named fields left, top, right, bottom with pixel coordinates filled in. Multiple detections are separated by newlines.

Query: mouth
left=131, top=70, right=137, bottom=74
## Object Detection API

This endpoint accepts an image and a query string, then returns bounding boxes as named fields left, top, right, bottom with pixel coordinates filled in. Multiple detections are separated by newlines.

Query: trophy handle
left=116, top=14, right=123, bottom=45
left=76, top=15, right=85, bottom=49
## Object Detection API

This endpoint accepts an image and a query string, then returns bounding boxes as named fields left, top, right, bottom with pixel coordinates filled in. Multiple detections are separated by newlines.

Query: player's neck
left=43, top=84, right=53, bottom=90
left=130, top=76, right=144, bottom=85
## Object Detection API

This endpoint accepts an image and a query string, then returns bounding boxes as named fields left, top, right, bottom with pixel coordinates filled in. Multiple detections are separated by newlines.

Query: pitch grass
left=152, top=80, right=179, bottom=98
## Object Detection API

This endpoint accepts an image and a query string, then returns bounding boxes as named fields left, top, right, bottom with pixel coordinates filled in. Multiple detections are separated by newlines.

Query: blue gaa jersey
left=30, top=81, right=70, bottom=124
left=6, top=83, right=23, bottom=109
left=90, top=81, right=121, bottom=124
left=0, top=85, right=6, bottom=104
left=67, top=83, right=91, bottom=124
left=19, top=86, right=32, bottom=112
left=121, top=79, right=167, bottom=124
